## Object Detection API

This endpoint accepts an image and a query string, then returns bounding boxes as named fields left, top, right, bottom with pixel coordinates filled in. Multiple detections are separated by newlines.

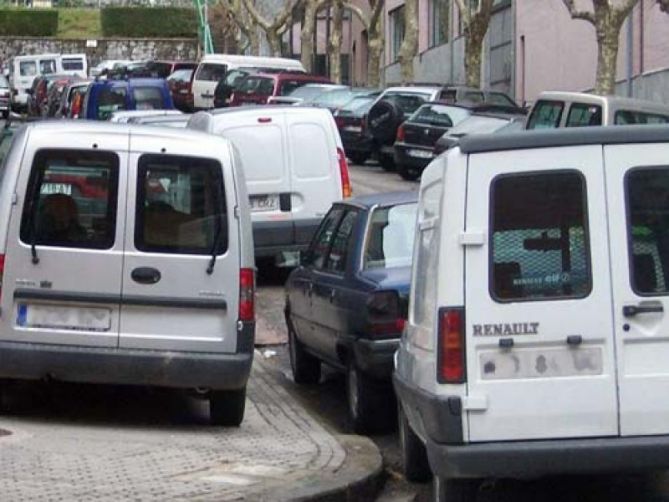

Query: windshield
left=308, top=88, right=355, bottom=107
left=223, top=70, right=250, bottom=87
left=364, top=202, right=418, bottom=269
left=338, top=96, right=376, bottom=116
left=410, top=104, right=471, bottom=127
left=287, top=85, right=331, bottom=100
left=382, top=92, right=431, bottom=116
left=447, top=115, right=511, bottom=135
left=196, top=63, right=228, bottom=81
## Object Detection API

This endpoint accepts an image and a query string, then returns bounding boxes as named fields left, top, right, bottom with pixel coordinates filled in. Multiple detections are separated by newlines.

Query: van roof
left=458, top=124, right=669, bottom=154
left=201, top=54, right=304, bottom=67
left=536, top=91, right=669, bottom=113
left=200, top=104, right=332, bottom=117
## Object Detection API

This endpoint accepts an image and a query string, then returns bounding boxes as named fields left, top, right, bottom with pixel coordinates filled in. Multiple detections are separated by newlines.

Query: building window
left=429, top=0, right=450, bottom=47
left=389, top=6, right=405, bottom=62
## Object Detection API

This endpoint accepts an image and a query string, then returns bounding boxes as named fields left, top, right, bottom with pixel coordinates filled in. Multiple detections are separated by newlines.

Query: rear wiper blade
left=206, top=219, right=222, bottom=275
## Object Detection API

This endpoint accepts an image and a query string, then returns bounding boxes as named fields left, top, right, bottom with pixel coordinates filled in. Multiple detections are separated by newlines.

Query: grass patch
left=57, top=8, right=101, bottom=39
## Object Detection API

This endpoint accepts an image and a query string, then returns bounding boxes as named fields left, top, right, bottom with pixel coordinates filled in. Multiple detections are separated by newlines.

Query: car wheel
left=433, top=475, right=479, bottom=502
left=209, top=387, right=246, bottom=426
left=379, top=155, right=396, bottom=172
left=349, top=152, right=369, bottom=165
left=346, top=361, right=394, bottom=434
left=288, top=319, right=321, bottom=384
left=398, top=403, right=431, bottom=482
left=397, top=163, right=422, bottom=181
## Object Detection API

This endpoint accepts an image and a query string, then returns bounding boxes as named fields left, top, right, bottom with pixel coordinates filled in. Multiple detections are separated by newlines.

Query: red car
left=167, top=68, right=195, bottom=112
left=230, top=72, right=332, bottom=106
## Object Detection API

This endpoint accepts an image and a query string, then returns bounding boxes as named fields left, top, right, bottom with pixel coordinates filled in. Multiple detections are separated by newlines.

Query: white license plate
left=17, top=303, right=112, bottom=332
left=41, top=183, right=72, bottom=195
left=250, top=194, right=280, bottom=212
left=344, top=125, right=362, bottom=133
left=407, top=149, right=434, bottom=159
left=480, top=347, right=603, bottom=380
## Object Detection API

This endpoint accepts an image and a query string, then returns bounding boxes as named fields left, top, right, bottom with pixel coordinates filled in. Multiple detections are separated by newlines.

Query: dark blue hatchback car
left=81, top=78, right=174, bottom=120
left=284, top=191, right=418, bottom=432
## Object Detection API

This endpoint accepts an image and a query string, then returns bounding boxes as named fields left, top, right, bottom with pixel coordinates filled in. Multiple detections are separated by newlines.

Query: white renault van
left=0, top=121, right=255, bottom=426
left=59, top=53, right=88, bottom=79
left=395, top=125, right=669, bottom=499
left=191, top=54, right=305, bottom=110
left=9, top=54, right=60, bottom=110
left=188, top=106, right=351, bottom=265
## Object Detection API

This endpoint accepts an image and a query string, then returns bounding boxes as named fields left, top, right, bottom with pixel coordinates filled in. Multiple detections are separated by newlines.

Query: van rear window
left=196, top=63, right=228, bottom=82
left=135, top=154, right=228, bottom=255
left=61, top=58, right=84, bottom=71
left=490, top=171, right=591, bottom=301
left=133, top=87, right=163, bottom=110
left=20, top=149, right=119, bottom=249
left=526, top=100, right=564, bottom=130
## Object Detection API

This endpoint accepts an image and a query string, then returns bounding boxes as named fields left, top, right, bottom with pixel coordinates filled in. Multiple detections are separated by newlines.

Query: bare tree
left=562, top=0, right=639, bottom=95
left=454, top=0, right=494, bottom=88
left=345, top=0, right=385, bottom=86
left=658, top=0, right=669, bottom=12
left=241, top=0, right=299, bottom=56
left=299, top=0, right=328, bottom=72
left=215, top=0, right=261, bottom=54
left=397, top=0, right=419, bottom=82
left=327, top=0, right=345, bottom=83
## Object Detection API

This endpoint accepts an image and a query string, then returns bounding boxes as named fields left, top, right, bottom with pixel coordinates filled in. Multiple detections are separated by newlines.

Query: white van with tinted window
left=395, top=125, right=669, bottom=500
left=59, top=53, right=88, bottom=79
left=0, top=121, right=255, bottom=426
left=191, top=55, right=305, bottom=110
left=9, top=54, right=60, bottom=110
left=188, top=106, right=351, bottom=266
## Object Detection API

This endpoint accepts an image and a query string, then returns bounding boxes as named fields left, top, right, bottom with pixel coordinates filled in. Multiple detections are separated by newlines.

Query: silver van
left=526, top=91, right=669, bottom=129
left=0, top=121, right=255, bottom=426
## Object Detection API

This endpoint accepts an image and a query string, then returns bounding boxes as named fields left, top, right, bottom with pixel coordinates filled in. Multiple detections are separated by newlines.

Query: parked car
left=109, top=109, right=183, bottom=123
left=27, top=74, right=73, bottom=118
left=81, top=78, right=174, bottom=120
left=0, top=74, right=10, bottom=119
left=188, top=106, right=351, bottom=266
left=8, top=54, right=60, bottom=111
left=56, top=80, right=91, bottom=119
left=0, top=121, right=255, bottom=426
left=270, top=83, right=347, bottom=105
left=395, top=124, right=669, bottom=499
left=334, top=94, right=379, bottom=165
left=44, top=75, right=84, bottom=117
left=526, top=91, right=669, bottom=129
left=89, top=59, right=132, bottom=78
left=146, top=60, right=197, bottom=79
left=167, top=68, right=195, bottom=112
left=285, top=191, right=417, bottom=432
left=106, top=60, right=153, bottom=80
left=230, top=72, right=332, bottom=106
left=433, top=111, right=526, bottom=155
left=438, top=85, right=518, bottom=107
left=192, top=54, right=306, bottom=110
left=394, top=103, right=525, bottom=180
left=300, top=87, right=379, bottom=112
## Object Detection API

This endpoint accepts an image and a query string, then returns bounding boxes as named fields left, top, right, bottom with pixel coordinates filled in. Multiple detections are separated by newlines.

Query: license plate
left=249, top=194, right=280, bottom=212
left=344, top=125, right=362, bottom=133
left=408, top=149, right=434, bottom=159
left=480, top=347, right=603, bottom=380
left=41, top=183, right=72, bottom=195
left=17, top=303, right=112, bottom=331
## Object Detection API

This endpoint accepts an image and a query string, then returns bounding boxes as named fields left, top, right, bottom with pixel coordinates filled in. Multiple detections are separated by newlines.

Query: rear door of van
left=192, top=62, right=228, bottom=110
left=118, top=132, right=239, bottom=354
left=605, top=142, right=669, bottom=436
left=464, top=146, right=618, bottom=442
left=0, top=130, right=128, bottom=348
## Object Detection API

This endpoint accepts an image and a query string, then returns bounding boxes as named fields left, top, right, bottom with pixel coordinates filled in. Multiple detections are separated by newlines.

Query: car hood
left=359, top=266, right=411, bottom=295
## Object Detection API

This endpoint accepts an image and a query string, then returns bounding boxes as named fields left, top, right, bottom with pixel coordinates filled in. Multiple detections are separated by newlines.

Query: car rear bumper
left=0, top=337, right=253, bottom=391
left=353, top=337, right=399, bottom=379
left=253, top=219, right=321, bottom=258
left=394, top=144, right=435, bottom=171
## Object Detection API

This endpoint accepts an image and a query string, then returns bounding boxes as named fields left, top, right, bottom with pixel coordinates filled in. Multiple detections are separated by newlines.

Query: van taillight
left=396, top=124, right=406, bottom=142
left=437, top=307, right=466, bottom=384
left=239, top=268, right=255, bottom=322
left=337, top=147, right=352, bottom=198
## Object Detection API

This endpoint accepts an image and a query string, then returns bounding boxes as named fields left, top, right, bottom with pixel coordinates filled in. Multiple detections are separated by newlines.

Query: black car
left=394, top=103, right=524, bottom=180
left=284, top=191, right=418, bottom=432
left=334, top=94, right=379, bottom=165
left=433, top=111, right=526, bottom=155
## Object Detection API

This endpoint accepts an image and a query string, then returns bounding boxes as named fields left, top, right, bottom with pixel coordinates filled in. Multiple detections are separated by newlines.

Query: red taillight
left=239, top=268, right=255, bottom=322
left=396, top=124, right=406, bottom=142
left=367, top=291, right=405, bottom=338
left=437, top=308, right=466, bottom=383
left=337, top=147, right=352, bottom=198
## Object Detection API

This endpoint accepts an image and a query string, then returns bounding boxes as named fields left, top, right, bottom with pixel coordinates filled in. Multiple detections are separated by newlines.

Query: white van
left=59, top=53, right=88, bottom=79
left=0, top=121, right=255, bottom=426
left=188, top=106, right=351, bottom=265
left=9, top=54, right=60, bottom=110
left=191, top=54, right=305, bottom=110
left=395, top=125, right=669, bottom=499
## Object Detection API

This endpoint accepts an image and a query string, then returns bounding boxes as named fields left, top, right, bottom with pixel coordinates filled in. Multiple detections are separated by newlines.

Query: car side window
left=490, top=171, right=591, bottom=302
left=20, top=149, right=119, bottom=249
left=325, top=210, right=358, bottom=274
left=306, top=208, right=343, bottom=269
left=626, top=167, right=669, bottom=295
left=566, top=103, right=602, bottom=127
left=526, top=100, right=564, bottom=130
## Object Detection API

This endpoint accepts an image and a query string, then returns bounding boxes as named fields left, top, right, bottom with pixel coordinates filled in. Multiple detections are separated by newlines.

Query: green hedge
left=101, top=7, right=197, bottom=38
left=0, top=9, right=59, bottom=37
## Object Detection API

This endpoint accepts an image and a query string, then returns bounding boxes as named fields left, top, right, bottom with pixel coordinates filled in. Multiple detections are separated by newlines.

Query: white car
left=89, top=59, right=133, bottom=78
left=395, top=124, right=669, bottom=500
left=0, top=121, right=255, bottom=426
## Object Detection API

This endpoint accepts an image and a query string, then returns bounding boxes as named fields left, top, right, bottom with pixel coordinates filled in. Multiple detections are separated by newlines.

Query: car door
left=605, top=143, right=669, bottom=436
left=310, top=209, right=359, bottom=361
left=0, top=134, right=128, bottom=348
left=192, top=63, right=227, bottom=109
left=119, top=134, right=239, bottom=354
left=464, top=145, right=618, bottom=442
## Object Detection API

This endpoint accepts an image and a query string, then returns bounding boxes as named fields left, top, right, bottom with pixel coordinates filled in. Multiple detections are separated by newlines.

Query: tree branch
left=343, top=1, right=370, bottom=28
left=241, top=0, right=272, bottom=31
left=453, top=0, right=470, bottom=26
left=369, top=0, right=385, bottom=29
left=561, top=0, right=596, bottom=23
left=613, top=0, right=640, bottom=24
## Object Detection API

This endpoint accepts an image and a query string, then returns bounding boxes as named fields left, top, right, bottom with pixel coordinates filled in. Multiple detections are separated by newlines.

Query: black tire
left=367, top=99, right=405, bottom=144
left=397, top=163, right=422, bottom=181
left=398, top=403, right=431, bottom=482
left=346, top=361, right=394, bottom=434
left=287, top=316, right=321, bottom=384
left=379, top=155, right=396, bottom=172
left=348, top=152, right=369, bottom=165
left=209, top=387, right=246, bottom=426
left=433, top=476, right=479, bottom=502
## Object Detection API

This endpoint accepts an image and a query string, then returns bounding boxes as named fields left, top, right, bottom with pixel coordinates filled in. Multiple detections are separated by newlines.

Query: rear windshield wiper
left=206, top=178, right=225, bottom=275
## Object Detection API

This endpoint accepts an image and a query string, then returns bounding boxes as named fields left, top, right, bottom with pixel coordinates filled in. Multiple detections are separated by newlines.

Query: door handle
left=131, top=267, right=161, bottom=285
left=623, top=304, right=664, bottom=317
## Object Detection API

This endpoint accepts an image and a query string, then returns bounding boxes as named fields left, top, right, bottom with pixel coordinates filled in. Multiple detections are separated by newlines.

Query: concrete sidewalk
left=0, top=358, right=382, bottom=501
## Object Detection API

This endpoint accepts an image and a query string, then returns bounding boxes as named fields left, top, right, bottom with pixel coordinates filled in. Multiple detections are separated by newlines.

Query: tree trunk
left=464, top=31, right=484, bottom=88
left=301, top=0, right=318, bottom=73
left=267, top=31, right=283, bottom=57
left=367, top=31, right=383, bottom=87
left=397, top=0, right=418, bottom=83
left=328, top=0, right=344, bottom=83
left=594, top=28, right=620, bottom=95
